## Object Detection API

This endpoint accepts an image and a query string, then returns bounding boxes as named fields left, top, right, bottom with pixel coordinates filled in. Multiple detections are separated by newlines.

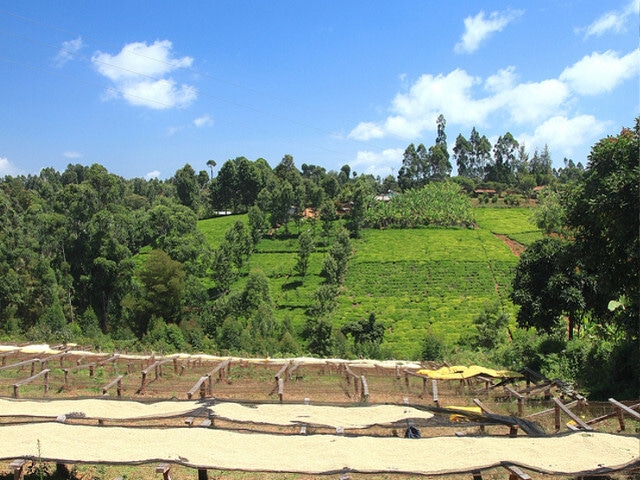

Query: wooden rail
left=0, top=358, right=41, bottom=375
left=553, top=397, right=593, bottom=432
left=13, top=369, right=50, bottom=398
left=63, top=363, right=96, bottom=385
left=187, top=376, right=209, bottom=400
left=102, top=375, right=124, bottom=397
left=609, top=398, right=640, bottom=431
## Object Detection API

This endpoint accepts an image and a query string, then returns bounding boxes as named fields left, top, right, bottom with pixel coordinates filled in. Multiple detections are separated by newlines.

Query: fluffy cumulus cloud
left=54, top=37, right=84, bottom=66
left=145, top=170, right=160, bottom=180
left=454, top=9, right=523, bottom=54
left=351, top=148, right=404, bottom=179
left=582, top=0, right=639, bottom=38
left=0, top=157, right=20, bottom=176
left=518, top=115, right=609, bottom=159
left=92, top=40, right=196, bottom=109
left=560, top=49, right=640, bottom=96
left=348, top=66, right=570, bottom=141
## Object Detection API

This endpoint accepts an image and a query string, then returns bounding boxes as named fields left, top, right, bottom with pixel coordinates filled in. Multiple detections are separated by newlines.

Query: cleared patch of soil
left=496, top=234, right=526, bottom=257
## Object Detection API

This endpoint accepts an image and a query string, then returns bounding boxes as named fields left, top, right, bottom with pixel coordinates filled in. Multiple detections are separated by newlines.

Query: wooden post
left=432, top=380, right=439, bottom=407
left=278, top=377, right=284, bottom=403
left=505, top=385, right=524, bottom=417
left=173, top=357, right=178, bottom=375
left=200, top=378, right=207, bottom=399
left=360, top=375, right=369, bottom=402
left=9, top=459, right=26, bottom=480
left=554, top=402, right=561, bottom=432
left=552, top=397, right=593, bottom=431
left=155, top=463, right=172, bottom=480
left=197, top=469, right=208, bottom=480
left=504, top=465, right=531, bottom=480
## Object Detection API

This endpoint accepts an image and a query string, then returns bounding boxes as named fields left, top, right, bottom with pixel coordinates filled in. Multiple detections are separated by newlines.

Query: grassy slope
left=198, top=207, right=539, bottom=360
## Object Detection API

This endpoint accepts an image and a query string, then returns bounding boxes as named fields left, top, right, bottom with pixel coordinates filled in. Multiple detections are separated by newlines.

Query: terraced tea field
left=199, top=207, right=540, bottom=359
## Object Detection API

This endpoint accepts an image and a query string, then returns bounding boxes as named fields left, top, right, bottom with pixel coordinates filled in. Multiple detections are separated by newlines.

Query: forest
left=0, top=117, right=637, bottom=398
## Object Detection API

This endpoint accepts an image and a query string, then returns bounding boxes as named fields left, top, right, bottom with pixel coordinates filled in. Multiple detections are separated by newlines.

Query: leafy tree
left=533, top=188, right=568, bottom=236
left=397, top=143, right=420, bottom=191
left=453, top=133, right=473, bottom=179
left=247, top=205, right=267, bottom=246
left=469, top=127, right=492, bottom=181
left=122, top=249, right=186, bottom=337
left=268, top=180, right=294, bottom=233
left=243, top=270, right=272, bottom=312
left=295, top=230, right=315, bottom=277
left=341, top=312, right=385, bottom=355
left=511, top=238, right=588, bottom=340
left=302, top=316, right=335, bottom=357
left=487, top=132, right=518, bottom=184
left=211, top=243, right=236, bottom=294
left=211, top=159, right=239, bottom=213
left=236, top=157, right=264, bottom=209
left=567, top=121, right=639, bottom=336
left=346, top=183, right=367, bottom=238
left=467, top=303, right=510, bottom=350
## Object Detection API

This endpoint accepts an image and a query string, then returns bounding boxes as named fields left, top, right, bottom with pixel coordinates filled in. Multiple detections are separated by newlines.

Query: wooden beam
left=187, top=376, right=209, bottom=400
left=0, top=358, right=41, bottom=372
left=504, top=464, right=531, bottom=480
left=609, top=398, right=640, bottom=420
left=13, top=369, right=50, bottom=398
left=102, top=375, right=124, bottom=397
left=552, top=397, right=592, bottom=431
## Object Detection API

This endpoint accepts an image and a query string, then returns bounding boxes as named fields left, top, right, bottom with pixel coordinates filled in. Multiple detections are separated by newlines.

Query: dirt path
left=496, top=234, right=526, bottom=257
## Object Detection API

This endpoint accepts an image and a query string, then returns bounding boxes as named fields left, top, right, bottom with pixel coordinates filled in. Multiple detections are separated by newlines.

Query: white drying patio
left=0, top=423, right=637, bottom=476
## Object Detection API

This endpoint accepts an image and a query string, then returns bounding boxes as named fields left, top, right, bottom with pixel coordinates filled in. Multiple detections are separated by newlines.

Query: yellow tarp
left=415, top=365, right=523, bottom=380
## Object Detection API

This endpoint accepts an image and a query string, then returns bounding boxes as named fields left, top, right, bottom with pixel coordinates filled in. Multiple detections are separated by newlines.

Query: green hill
left=198, top=207, right=539, bottom=359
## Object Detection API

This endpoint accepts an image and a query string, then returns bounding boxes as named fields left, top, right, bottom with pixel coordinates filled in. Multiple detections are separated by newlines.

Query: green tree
left=487, top=132, right=518, bottom=184
left=173, top=163, right=200, bottom=213
left=341, top=312, right=385, bottom=357
left=511, top=238, right=587, bottom=340
left=295, top=230, right=315, bottom=277
left=302, top=316, right=335, bottom=357
left=346, top=183, right=367, bottom=238
left=122, top=249, right=186, bottom=337
left=211, top=243, right=236, bottom=294
left=567, top=121, right=639, bottom=336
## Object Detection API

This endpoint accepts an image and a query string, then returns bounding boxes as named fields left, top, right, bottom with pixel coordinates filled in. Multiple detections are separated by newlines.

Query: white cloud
left=0, top=157, right=20, bottom=176
left=348, top=122, right=386, bottom=141
left=63, top=151, right=83, bottom=158
left=92, top=40, right=196, bottom=109
left=495, top=79, right=569, bottom=124
left=455, top=9, right=523, bottom=54
left=145, top=170, right=161, bottom=180
left=120, top=79, right=197, bottom=109
left=518, top=115, right=609, bottom=159
left=351, top=148, right=404, bottom=179
left=347, top=66, right=570, bottom=141
left=560, top=49, right=640, bottom=96
left=582, top=0, right=639, bottom=38
left=54, top=37, right=83, bottom=66
left=193, top=114, right=213, bottom=128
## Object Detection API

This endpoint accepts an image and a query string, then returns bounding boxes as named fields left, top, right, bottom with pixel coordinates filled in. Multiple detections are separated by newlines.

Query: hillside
left=198, top=206, right=540, bottom=359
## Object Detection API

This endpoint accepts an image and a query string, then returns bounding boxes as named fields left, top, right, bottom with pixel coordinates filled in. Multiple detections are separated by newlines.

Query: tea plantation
left=198, top=206, right=540, bottom=359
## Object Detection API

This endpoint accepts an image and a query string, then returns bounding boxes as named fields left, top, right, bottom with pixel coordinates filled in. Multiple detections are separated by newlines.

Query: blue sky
left=1, top=1, right=638, bottom=180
